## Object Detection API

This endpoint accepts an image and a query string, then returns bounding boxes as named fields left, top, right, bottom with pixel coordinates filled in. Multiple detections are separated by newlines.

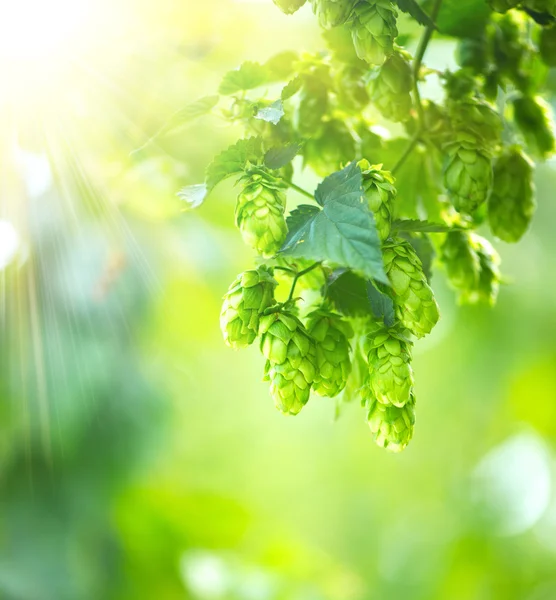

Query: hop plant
left=260, top=310, right=318, bottom=415
left=366, top=394, right=416, bottom=452
left=235, top=170, right=288, bottom=258
left=306, top=309, right=353, bottom=397
left=512, top=96, right=556, bottom=160
left=383, top=240, right=440, bottom=338
left=540, top=25, right=556, bottom=66
left=443, top=136, right=493, bottom=214
left=368, top=52, right=413, bottom=122
left=358, top=159, right=396, bottom=242
left=273, top=0, right=307, bottom=14
left=351, top=1, right=398, bottom=65
left=365, top=326, right=414, bottom=407
left=310, top=0, right=358, bottom=28
left=487, top=0, right=520, bottom=12
left=488, top=146, right=536, bottom=243
left=303, top=119, right=356, bottom=176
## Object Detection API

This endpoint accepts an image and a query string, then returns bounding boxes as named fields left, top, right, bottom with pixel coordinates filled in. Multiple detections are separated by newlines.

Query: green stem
left=287, top=181, right=314, bottom=200
left=286, top=262, right=321, bottom=302
left=391, top=130, right=422, bottom=175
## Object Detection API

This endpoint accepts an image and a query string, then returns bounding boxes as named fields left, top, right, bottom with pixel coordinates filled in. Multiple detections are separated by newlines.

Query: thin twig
left=391, top=131, right=422, bottom=175
left=286, top=262, right=321, bottom=302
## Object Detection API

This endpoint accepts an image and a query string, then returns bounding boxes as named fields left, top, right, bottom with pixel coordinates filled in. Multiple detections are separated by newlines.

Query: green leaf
left=205, top=137, right=263, bottom=191
left=326, top=270, right=373, bottom=317
left=423, top=0, right=490, bottom=38
left=392, top=219, right=453, bottom=233
left=281, top=76, right=303, bottom=100
left=394, top=0, right=435, bottom=29
left=285, top=204, right=320, bottom=231
left=264, top=143, right=301, bottom=170
left=177, top=184, right=208, bottom=210
left=255, top=100, right=285, bottom=125
left=281, top=162, right=388, bottom=284
left=264, top=51, right=299, bottom=81
left=366, top=283, right=395, bottom=326
left=219, top=62, right=268, bottom=95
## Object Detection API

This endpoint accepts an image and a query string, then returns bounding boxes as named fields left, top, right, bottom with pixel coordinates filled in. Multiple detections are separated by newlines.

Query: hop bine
left=220, top=267, right=277, bottom=349
left=235, top=170, right=288, bottom=258
left=310, top=0, right=358, bottom=28
left=306, top=309, right=353, bottom=397
left=382, top=239, right=440, bottom=338
left=350, top=1, right=398, bottom=66
left=358, top=159, right=396, bottom=242
left=488, top=146, right=536, bottom=243
left=367, top=394, right=416, bottom=452
left=364, top=326, right=414, bottom=407
left=368, top=52, right=413, bottom=123
left=260, top=310, right=318, bottom=415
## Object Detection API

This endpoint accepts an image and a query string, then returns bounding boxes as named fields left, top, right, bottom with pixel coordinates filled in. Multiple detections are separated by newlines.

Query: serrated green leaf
left=281, top=76, right=303, bottom=100
left=205, top=137, right=263, bottom=191
left=265, top=51, right=299, bottom=81
left=219, top=62, right=268, bottom=95
left=280, top=162, right=388, bottom=284
left=366, top=283, right=395, bottom=326
left=255, top=100, right=285, bottom=125
left=326, top=270, right=373, bottom=317
left=285, top=204, right=320, bottom=231
left=392, top=219, right=452, bottom=233
left=394, top=0, right=435, bottom=28
left=177, top=184, right=208, bottom=210
left=264, top=143, right=301, bottom=170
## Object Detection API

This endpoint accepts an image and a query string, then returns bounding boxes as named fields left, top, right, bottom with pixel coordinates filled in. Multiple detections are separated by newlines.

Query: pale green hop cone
left=365, top=326, right=414, bottom=407
left=260, top=311, right=318, bottom=415
left=310, top=0, right=358, bottom=28
left=474, top=235, right=502, bottom=306
left=441, top=231, right=481, bottom=296
left=512, top=96, right=556, bottom=160
left=220, top=267, right=277, bottom=349
left=235, top=171, right=288, bottom=258
left=443, top=137, right=493, bottom=214
left=368, top=52, right=412, bottom=123
left=358, top=159, right=396, bottom=242
left=273, top=0, right=307, bottom=14
left=367, top=393, right=416, bottom=452
left=382, top=239, right=440, bottom=338
left=351, top=1, right=398, bottom=66
left=488, top=146, right=536, bottom=243
left=306, top=309, right=353, bottom=397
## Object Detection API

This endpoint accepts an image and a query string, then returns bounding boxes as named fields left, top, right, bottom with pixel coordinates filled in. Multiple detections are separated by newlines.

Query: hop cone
left=273, top=0, right=307, bottom=14
left=358, top=159, right=396, bottom=242
left=235, top=171, right=288, bottom=258
left=260, top=311, right=318, bottom=415
left=368, top=52, right=412, bottom=122
left=447, top=99, right=502, bottom=147
left=383, top=240, right=440, bottom=338
left=304, top=119, right=356, bottom=177
left=220, top=267, right=277, bottom=349
left=488, top=146, right=536, bottom=243
left=474, top=236, right=502, bottom=306
left=351, top=1, right=398, bottom=66
left=367, top=394, right=416, bottom=452
left=488, top=0, right=520, bottom=11
left=512, top=96, right=556, bottom=160
left=306, top=309, right=353, bottom=397
left=365, top=326, right=414, bottom=407
left=310, top=0, right=358, bottom=28
left=443, top=136, right=493, bottom=214
left=540, top=25, right=556, bottom=67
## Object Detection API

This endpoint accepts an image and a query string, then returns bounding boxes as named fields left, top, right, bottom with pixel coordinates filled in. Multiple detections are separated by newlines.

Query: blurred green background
left=2, top=1, right=556, bottom=598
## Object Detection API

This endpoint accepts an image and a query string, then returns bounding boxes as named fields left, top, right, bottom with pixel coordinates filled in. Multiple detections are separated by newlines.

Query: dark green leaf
left=424, top=0, right=490, bottom=38
left=177, top=184, right=208, bottom=210
left=392, top=219, right=453, bottom=233
left=326, top=270, right=373, bottom=317
left=219, top=62, right=268, bottom=95
left=281, top=163, right=388, bottom=284
left=285, top=204, right=320, bottom=232
left=395, top=0, right=435, bottom=29
left=205, top=137, right=263, bottom=191
left=366, top=283, right=395, bottom=326
left=255, top=100, right=285, bottom=125
left=264, top=143, right=301, bottom=170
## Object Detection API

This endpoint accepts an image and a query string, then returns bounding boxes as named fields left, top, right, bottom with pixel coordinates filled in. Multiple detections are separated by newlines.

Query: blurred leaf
left=424, top=0, right=490, bottom=38
left=326, top=270, right=373, bottom=316
left=392, top=219, right=452, bottom=233
left=255, top=100, right=285, bottom=125
left=177, top=184, right=208, bottom=210
left=265, top=143, right=301, bottom=169
left=281, top=163, right=388, bottom=284
left=265, top=51, right=299, bottom=80
left=366, top=282, right=395, bottom=326
left=205, top=137, right=263, bottom=191
left=282, top=76, right=303, bottom=100
left=219, top=61, right=268, bottom=95
left=395, top=0, right=435, bottom=28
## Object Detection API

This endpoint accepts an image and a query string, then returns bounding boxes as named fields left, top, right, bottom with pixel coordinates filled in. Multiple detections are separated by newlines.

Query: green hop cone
left=368, top=51, right=412, bottom=122
left=443, top=136, right=493, bottom=214
left=351, top=1, right=398, bottom=66
left=488, top=146, right=536, bottom=243
left=447, top=98, right=503, bottom=147
left=540, top=25, right=556, bottom=67
left=304, top=119, right=356, bottom=177
left=235, top=170, right=288, bottom=258
left=220, top=267, right=277, bottom=349
left=273, top=0, right=307, bottom=14
left=358, top=159, right=396, bottom=242
left=310, top=0, right=358, bottom=28
left=365, top=326, right=414, bottom=407
left=306, top=309, right=353, bottom=397
left=474, top=236, right=502, bottom=306
left=488, top=0, right=520, bottom=11
left=260, top=311, right=318, bottom=415
left=367, top=393, right=416, bottom=452
left=383, top=240, right=440, bottom=338
left=512, top=96, right=556, bottom=160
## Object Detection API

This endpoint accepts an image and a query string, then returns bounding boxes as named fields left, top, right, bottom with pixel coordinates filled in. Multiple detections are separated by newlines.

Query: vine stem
left=287, top=181, right=314, bottom=200
left=286, top=262, right=321, bottom=302
left=392, top=130, right=422, bottom=175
